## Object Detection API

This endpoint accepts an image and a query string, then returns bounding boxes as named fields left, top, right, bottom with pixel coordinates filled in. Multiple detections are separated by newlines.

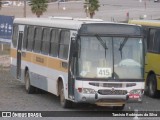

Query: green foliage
left=30, top=0, right=48, bottom=18
left=84, top=0, right=100, bottom=18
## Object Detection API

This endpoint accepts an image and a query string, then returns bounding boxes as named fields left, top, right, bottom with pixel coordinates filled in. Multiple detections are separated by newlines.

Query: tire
left=148, top=74, right=159, bottom=98
left=112, top=104, right=125, bottom=110
left=25, top=71, right=36, bottom=94
left=59, top=82, right=73, bottom=108
left=144, top=83, right=149, bottom=96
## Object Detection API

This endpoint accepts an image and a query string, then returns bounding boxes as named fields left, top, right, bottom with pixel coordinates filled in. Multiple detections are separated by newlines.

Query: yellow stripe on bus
left=10, top=48, right=68, bottom=73
left=129, top=20, right=160, bottom=27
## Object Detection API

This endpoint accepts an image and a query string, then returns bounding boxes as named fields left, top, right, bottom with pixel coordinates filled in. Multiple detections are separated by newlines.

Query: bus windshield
left=77, top=36, right=144, bottom=79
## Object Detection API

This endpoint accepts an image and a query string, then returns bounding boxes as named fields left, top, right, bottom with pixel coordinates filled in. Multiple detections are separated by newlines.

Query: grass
left=0, top=43, right=10, bottom=56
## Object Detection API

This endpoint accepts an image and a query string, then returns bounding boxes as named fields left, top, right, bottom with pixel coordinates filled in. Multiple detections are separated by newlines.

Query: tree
left=84, top=0, right=100, bottom=18
left=29, top=0, right=48, bottom=18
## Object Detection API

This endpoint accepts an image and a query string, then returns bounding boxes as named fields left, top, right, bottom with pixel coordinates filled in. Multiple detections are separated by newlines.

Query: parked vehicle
left=11, top=17, right=145, bottom=110
left=129, top=20, right=160, bottom=98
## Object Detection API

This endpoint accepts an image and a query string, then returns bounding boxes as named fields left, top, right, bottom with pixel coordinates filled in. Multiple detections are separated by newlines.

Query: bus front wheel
left=59, top=82, right=73, bottom=108
left=25, top=71, right=36, bottom=94
left=148, top=74, right=159, bottom=98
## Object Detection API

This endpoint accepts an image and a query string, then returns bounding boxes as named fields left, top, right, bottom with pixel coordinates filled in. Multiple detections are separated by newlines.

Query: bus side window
left=58, top=30, right=70, bottom=60
left=26, top=26, right=35, bottom=51
left=12, top=25, right=19, bottom=48
left=34, top=27, right=43, bottom=53
left=41, top=28, right=50, bottom=55
left=23, top=26, right=28, bottom=50
left=50, top=29, right=59, bottom=57
left=153, top=29, right=160, bottom=53
left=148, top=29, right=155, bottom=52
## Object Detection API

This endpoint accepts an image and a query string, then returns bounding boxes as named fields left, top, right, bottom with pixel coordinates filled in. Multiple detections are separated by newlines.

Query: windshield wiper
left=95, top=34, right=108, bottom=50
left=95, top=34, right=108, bottom=58
left=119, top=37, right=128, bottom=58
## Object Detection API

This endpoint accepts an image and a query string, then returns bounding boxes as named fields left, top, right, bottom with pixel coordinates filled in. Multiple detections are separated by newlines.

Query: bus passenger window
left=34, top=27, right=42, bottom=53
left=27, top=26, right=35, bottom=51
left=12, top=25, right=18, bottom=48
left=153, top=29, right=160, bottom=53
left=148, top=29, right=155, bottom=52
left=59, top=30, right=70, bottom=60
left=42, top=28, right=50, bottom=55
left=50, top=29, right=59, bottom=57
left=23, top=26, right=28, bottom=50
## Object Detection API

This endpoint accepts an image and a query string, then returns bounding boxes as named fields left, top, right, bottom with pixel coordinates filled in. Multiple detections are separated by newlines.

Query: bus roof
left=14, top=18, right=105, bottom=30
left=129, top=19, right=160, bottom=27
left=14, top=18, right=82, bottom=30
left=14, top=18, right=141, bottom=31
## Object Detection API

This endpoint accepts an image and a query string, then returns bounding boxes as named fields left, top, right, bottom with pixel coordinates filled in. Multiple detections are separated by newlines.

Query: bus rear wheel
left=59, top=82, right=73, bottom=108
left=25, top=71, right=36, bottom=94
left=148, top=74, right=159, bottom=98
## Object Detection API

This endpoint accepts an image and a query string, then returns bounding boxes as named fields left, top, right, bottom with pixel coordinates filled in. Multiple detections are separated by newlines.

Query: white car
left=1, top=1, right=12, bottom=6
left=154, top=0, right=159, bottom=2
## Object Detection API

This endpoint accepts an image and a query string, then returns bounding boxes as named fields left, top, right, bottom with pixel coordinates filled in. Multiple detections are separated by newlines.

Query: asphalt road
left=0, top=68, right=160, bottom=120
left=0, top=0, right=160, bottom=21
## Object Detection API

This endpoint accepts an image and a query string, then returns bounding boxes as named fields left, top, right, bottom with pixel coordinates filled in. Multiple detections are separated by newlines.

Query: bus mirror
left=71, top=37, right=76, bottom=41
left=71, top=37, right=78, bottom=57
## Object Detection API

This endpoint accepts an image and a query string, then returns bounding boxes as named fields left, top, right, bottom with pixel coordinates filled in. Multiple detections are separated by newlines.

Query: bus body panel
left=21, top=59, right=68, bottom=96
left=145, top=53, right=160, bottom=90
left=10, top=18, right=145, bottom=108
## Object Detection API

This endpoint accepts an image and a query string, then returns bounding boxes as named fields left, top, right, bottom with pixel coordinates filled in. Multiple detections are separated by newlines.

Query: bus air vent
left=98, top=89, right=127, bottom=95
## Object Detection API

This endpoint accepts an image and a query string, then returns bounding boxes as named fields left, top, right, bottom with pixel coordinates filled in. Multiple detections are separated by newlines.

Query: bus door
left=17, top=25, right=25, bottom=80
left=68, top=31, right=77, bottom=99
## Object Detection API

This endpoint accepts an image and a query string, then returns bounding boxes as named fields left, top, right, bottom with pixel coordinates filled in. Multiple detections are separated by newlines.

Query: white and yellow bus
left=129, top=20, right=160, bottom=98
left=11, top=18, right=145, bottom=110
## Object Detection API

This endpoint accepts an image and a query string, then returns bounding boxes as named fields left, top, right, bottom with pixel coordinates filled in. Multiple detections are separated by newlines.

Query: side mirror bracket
left=71, top=37, right=78, bottom=57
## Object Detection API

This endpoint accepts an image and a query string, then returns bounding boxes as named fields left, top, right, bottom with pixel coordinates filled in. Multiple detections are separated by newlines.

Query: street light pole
left=24, top=0, right=26, bottom=17
left=63, top=0, right=66, bottom=10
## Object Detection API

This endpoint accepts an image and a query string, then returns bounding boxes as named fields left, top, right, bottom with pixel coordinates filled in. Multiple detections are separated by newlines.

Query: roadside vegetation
left=84, top=0, right=100, bottom=18
left=29, top=0, right=48, bottom=18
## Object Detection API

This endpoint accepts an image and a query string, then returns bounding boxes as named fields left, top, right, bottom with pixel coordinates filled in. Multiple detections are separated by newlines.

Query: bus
left=129, top=20, right=160, bottom=98
left=11, top=18, right=145, bottom=110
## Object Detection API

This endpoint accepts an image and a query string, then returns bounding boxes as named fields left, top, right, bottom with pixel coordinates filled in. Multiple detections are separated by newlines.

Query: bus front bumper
left=74, top=91, right=127, bottom=106
left=74, top=91, right=143, bottom=106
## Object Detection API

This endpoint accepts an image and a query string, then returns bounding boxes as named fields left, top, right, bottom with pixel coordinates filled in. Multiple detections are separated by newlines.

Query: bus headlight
left=128, top=89, right=144, bottom=101
left=83, top=88, right=96, bottom=94
left=129, top=89, right=143, bottom=95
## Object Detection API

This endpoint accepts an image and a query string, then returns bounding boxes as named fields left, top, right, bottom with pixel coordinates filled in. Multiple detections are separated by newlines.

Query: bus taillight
left=78, top=88, right=82, bottom=93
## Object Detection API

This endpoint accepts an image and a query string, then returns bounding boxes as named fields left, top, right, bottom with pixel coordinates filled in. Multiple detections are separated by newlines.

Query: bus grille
left=98, top=89, right=127, bottom=95
left=89, top=82, right=122, bottom=88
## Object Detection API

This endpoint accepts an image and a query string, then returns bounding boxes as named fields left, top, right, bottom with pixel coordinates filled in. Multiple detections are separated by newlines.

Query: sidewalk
left=0, top=55, right=10, bottom=68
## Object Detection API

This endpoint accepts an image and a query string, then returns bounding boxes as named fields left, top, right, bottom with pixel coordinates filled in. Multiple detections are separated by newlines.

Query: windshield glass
left=77, top=36, right=143, bottom=79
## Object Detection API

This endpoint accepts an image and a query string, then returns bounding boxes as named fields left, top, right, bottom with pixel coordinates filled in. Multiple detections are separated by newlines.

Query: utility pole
left=24, top=0, right=26, bottom=17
